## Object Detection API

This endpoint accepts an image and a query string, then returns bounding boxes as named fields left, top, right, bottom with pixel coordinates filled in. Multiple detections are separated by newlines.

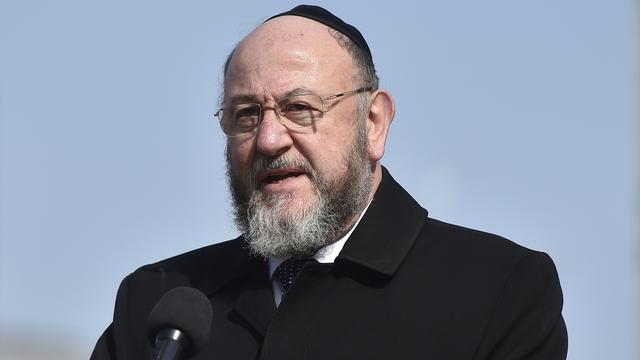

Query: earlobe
left=366, top=90, right=396, bottom=162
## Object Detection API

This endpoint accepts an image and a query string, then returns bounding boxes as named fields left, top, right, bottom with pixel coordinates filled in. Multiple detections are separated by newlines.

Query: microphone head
left=146, top=286, right=213, bottom=355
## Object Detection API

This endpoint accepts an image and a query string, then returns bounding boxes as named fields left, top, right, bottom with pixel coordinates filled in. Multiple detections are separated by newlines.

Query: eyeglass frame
left=214, top=86, right=373, bottom=137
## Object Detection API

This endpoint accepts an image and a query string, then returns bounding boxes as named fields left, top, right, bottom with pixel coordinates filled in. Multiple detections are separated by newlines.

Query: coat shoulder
left=141, top=237, right=249, bottom=272
left=414, top=217, right=558, bottom=296
left=423, top=217, right=537, bottom=260
left=97, top=238, right=254, bottom=360
left=126, top=237, right=254, bottom=297
left=414, top=218, right=567, bottom=358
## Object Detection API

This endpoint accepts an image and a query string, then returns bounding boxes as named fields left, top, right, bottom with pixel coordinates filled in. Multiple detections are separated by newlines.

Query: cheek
left=298, top=139, right=350, bottom=181
left=228, top=138, right=256, bottom=177
left=316, top=126, right=356, bottom=170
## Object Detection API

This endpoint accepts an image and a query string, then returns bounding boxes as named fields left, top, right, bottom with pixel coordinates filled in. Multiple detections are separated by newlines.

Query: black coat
left=91, top=168, right=567, bottom=359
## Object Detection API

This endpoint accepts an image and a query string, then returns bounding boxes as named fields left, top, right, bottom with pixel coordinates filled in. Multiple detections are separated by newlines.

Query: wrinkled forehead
left=224, top=16, right=355, bottom=100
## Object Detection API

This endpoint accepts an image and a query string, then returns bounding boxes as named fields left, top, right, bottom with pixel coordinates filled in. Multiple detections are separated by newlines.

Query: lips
left=259, top=168, right=307, bottom=185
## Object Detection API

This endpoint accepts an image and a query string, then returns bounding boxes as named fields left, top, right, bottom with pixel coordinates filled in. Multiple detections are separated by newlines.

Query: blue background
left=0, top=1, right=636, bottom=359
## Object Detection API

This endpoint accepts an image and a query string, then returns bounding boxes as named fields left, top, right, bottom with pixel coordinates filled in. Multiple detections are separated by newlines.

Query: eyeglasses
left=215, top=87, right=372, bottom=137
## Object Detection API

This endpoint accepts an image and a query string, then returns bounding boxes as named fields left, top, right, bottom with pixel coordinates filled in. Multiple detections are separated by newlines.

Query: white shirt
left=268, top=200, right=372, bottom=306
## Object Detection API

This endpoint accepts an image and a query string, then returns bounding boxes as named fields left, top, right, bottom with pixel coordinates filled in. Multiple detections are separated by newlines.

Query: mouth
left=260, top=168, right=307, bottom=185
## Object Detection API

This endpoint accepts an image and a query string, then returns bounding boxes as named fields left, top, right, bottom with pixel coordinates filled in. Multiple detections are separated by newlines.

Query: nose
left=255, top=108, right=293, bottom=157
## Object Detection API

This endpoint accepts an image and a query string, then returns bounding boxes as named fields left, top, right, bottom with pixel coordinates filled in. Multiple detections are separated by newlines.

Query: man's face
left=223, top=16, right=374, bottom=258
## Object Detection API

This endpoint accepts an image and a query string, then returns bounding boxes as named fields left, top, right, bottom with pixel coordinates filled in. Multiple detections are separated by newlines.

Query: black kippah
left=266, top=5, right=373, bottom=64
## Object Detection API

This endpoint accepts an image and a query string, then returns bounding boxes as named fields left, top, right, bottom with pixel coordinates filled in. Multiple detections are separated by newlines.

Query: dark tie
left=275, top=258, right=315, bottom=294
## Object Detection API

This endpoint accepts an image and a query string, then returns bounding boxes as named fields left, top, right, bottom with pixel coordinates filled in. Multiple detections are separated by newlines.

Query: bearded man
left=92, top=5, right=567, bottom=360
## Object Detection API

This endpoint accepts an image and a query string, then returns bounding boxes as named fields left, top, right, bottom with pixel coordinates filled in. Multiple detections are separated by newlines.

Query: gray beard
left=226, top=120, right=373, bottom=260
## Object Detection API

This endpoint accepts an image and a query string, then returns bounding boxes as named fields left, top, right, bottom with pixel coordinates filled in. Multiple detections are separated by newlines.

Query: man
left=92, top=5, right=567, bottom=360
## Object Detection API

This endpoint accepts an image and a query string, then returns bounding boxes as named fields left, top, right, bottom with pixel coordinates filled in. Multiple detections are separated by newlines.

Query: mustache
left=249, top=155, right=317, bottom=188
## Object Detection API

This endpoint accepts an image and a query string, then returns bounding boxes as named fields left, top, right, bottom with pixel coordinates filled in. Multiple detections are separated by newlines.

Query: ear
left=365, top=89, right=396, bottom=162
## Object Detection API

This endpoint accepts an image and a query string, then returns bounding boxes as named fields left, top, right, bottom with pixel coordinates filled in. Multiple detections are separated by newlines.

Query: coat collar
left=209, top=167, right=427, bottom=336
left=336, top=166, right=428, bottom=276
left=213, top=166, right=428, bottom=293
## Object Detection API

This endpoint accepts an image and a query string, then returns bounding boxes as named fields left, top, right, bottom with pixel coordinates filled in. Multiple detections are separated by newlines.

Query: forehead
left=224, top=16, right=355, bottom=101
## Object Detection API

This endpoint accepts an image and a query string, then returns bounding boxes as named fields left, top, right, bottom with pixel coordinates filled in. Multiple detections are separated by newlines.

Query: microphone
left=146, top=286, right=213, bottom=360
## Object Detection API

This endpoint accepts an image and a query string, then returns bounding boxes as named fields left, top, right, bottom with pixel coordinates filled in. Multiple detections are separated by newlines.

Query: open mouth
left=261, top=169, right=306, bottom=184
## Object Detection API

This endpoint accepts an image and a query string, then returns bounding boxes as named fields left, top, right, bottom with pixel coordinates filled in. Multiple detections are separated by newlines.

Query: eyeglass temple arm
left=322, top=87, right=372, bottom=101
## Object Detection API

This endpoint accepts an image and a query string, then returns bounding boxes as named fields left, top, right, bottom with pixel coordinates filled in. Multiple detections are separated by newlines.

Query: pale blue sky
left=0, top=1, right=636, bottom=359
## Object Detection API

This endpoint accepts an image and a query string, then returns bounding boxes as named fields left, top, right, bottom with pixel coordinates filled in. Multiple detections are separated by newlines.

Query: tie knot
left=275, top=258, right=316, bottom=293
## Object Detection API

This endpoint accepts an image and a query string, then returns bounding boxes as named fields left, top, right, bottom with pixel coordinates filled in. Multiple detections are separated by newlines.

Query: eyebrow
left=225, top=87, right=319, bottom=106
left=227, top=94, right=261, bottom=106
left=281, top=87, right=318, bottom=98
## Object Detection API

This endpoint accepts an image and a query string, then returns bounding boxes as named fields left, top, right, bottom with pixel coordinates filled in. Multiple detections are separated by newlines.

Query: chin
left=266, top=191, right=317, bottom=218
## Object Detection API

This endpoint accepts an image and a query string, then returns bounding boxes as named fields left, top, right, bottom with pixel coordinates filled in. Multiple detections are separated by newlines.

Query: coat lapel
left=231, top=258, right=277, bottom=337
left=337, top=167, right=427, bottom=276
left=178, top=238, right=277, bottom=339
